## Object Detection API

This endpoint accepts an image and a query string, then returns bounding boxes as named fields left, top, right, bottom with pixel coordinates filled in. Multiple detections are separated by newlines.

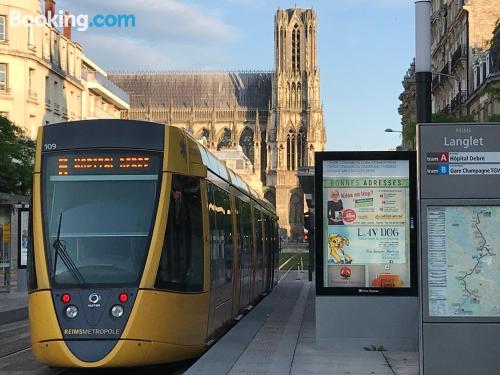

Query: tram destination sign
left=419, top=123, right=500, bottom=199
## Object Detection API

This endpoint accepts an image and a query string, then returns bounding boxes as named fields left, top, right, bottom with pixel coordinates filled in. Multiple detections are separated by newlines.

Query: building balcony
left=451, top=46, right=466, bottom=71
left=28, top=89, right=38, bottom=100
left=441, top=104, right=451, bottom=115
left=53, top=103, right=60, bottom=115
left=440, top=63, right=449, bottom=76
left=431, top=75, right=440, bottom=91
left=84, top=70, right=130, bottom=110
left=0, top=87, right=11, bottom=96
left=450, top=91, right=467, bottom=112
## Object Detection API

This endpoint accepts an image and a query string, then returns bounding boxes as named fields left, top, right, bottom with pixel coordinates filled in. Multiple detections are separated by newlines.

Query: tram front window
left=42, top=151, right=161, bottom=287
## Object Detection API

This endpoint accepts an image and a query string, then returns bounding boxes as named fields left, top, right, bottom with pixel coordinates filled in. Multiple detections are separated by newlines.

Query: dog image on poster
left=327, top=233, right=352, bottom=264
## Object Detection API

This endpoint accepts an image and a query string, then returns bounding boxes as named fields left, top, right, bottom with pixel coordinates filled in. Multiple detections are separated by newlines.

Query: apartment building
left=431, top=0, right=500, bottom=120
left=0, top=0, right=129, bottom=138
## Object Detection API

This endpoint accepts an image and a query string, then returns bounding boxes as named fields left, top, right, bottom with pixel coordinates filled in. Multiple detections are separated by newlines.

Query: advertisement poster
left=19, top=211, right=29, bottom=268
left=323, top=160, right=411, bottom=289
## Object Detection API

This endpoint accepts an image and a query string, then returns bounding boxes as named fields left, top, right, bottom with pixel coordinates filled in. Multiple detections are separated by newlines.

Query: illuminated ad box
left=315, top=152, right=417, bottom=296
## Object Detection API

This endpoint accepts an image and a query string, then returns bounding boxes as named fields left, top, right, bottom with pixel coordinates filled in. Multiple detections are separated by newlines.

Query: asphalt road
left=0, top=320, right=195, bottom=375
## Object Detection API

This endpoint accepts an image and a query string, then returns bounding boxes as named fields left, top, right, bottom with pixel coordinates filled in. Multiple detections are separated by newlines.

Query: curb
left=0, top=307, right=28, bottom=325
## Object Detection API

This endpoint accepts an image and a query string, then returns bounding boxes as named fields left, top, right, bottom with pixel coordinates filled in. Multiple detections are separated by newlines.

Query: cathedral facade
left=109, top=8, right=325, bottom=240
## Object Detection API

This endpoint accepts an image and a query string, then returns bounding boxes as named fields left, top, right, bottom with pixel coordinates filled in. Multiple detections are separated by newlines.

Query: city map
left=428, top=206, right=500, bottom=317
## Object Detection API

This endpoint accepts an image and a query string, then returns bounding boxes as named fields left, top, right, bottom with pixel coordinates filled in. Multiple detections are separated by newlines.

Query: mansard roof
left=108, top=71, right=273, bottom=110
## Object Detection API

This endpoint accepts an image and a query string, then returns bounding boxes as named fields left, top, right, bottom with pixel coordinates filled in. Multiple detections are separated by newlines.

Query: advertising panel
left=18, top=210, right=29, bottom=269
left=316, top=152, right=417, bottom=296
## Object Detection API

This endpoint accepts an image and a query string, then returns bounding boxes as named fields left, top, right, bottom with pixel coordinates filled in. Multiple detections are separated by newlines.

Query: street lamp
left=385, top=128, right=402, bottom=133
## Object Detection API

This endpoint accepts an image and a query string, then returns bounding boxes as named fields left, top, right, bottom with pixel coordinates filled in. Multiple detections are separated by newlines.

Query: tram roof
left=190, top=133, right=274, bottom=214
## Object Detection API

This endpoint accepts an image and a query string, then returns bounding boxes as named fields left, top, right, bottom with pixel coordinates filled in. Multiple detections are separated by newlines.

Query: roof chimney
left=63, top=11, right=72, bottom=40
left=45, top=0, right=56, bottom=19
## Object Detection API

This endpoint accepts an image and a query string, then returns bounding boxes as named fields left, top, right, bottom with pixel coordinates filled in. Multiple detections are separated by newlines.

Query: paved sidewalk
left=0, top=290, right=28, bottom=325
left=186, top=273, right=418, bottom=375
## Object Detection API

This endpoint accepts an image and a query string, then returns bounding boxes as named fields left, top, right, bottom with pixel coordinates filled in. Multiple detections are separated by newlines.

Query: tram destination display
left=315, top=152, right=417, bottom=296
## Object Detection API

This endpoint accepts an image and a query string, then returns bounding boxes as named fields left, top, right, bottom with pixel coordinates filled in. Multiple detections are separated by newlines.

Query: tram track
left=0, top=345, right=32, bottom=360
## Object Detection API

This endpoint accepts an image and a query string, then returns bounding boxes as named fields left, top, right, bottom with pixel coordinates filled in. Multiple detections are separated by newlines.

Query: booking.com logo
left=10, top=10, right=136, bottom=32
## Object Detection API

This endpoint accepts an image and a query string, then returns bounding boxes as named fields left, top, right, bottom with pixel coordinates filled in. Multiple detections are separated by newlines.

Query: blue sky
left=58, top=0, right=415, bottom=151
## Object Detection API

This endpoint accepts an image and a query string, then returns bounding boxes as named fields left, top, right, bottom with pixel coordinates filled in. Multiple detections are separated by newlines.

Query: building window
left=28, top=21, right=35, bottom=47
left=292, top=24, right=301, bottom=72
left=0, top=63, right=7, bottom=91
left=43, top=31, right=50, bottom=59
left=298, top=128, right=306, bottom=167
left=287, top=129, right=296, bottom=171
left=29, top=68, right=35, bottom=89
left=28, top=68, right=36, bottom=98
left=0, top=16, right=5, bottom=41
left=69, top=51, right=74, bottom=75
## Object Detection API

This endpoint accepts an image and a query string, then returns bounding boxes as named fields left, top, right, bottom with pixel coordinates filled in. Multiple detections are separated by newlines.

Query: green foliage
left=481, top=87, right=500, bottom=101
left=0, top=116, right=36, bottom=195
left=402, top=121, right=416, bottom=150
left=489, top=114, right=500, bottom=122
left=432, top=113, right=475, bottom=123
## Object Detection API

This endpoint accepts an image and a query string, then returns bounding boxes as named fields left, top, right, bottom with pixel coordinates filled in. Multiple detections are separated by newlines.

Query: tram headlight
left=65, top=305, right=78, bottom=319
left=111, top=305, right=124, bottom=318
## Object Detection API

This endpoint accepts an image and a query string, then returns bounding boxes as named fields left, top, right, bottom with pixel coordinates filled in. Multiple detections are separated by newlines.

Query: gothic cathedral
left=109, top=8, right=326, bottom=240
left=266, top=9, right=325, bottom=239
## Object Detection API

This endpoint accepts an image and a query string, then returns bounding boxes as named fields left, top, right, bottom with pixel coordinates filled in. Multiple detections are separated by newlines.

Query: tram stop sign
left=418, top=122, right=500, bottom=375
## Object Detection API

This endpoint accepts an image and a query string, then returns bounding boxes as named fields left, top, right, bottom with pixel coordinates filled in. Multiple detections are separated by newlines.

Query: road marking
left=279, top=255, right=297, bottom=270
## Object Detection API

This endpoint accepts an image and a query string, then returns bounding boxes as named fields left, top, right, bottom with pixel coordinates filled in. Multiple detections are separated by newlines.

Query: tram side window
left=236, top=199, right=253, bottom=272
left=207, top=181, right=233, bottom=285
left=155, top=174, right=203, bottom=292
left=264, top=215, right=272, bottom=272
left=255, top=209, right=263, bottom=271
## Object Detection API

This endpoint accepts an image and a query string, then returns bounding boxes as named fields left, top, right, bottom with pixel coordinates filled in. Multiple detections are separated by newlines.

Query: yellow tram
left=28, top=120, right=279, bottom=367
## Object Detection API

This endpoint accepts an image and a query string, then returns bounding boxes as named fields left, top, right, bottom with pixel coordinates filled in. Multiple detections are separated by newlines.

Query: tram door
left=264, top=215, right=272, bottom=290
left=236, top=198, right=253, bottom=309
left=253, top=209, right=265, bottom=298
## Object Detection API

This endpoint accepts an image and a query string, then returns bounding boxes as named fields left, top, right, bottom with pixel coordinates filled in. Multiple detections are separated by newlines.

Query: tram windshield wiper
left=52, top=213, right=86, bottom=285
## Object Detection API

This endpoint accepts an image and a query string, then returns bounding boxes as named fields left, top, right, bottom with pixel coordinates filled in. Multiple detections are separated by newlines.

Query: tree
left=0, top=116, right=35, bottom=195
left=402, top=121, right=416, bottom=150
left=431, top=113, right=475, bottom=123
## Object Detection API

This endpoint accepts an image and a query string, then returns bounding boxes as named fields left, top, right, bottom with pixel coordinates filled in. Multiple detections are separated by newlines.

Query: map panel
left=427, top=206, right=500, bottom=317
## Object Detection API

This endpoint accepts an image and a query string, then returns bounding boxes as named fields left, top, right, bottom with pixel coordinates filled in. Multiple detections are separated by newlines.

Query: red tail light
left=119, top=293, right=128, bottom=303
left=61, top=293, right=71, bottom=303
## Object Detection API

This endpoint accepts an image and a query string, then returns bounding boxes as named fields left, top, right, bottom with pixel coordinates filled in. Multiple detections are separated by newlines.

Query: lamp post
left=385, top=129, right=409, bottom=150
left=415, top=1, right=432, bottom=124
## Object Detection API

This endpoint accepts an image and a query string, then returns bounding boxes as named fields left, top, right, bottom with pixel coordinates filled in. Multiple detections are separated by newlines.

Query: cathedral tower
left=266, top=8, right=326, bottom=240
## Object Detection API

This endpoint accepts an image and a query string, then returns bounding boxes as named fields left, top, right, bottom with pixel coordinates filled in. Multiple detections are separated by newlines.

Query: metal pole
left=415, top=1, right=432, bottom=124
